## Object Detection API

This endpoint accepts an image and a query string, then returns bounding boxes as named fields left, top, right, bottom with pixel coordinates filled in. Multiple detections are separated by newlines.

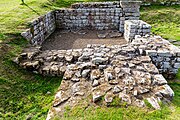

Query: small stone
left=65, top=55, right=73, bottom=62
left=59, top=66, right=66, bottom=74
left=24, top=61, right=40, bottom=70
left=50, top=65, right=59, bottom=75
left=46, top=91, right=51, bottom=95
left=105, top=92, right=114, bottom=103
left=153, top=74, right=167, bottom=85
left=123, top=76, right=135, bottom=85
left=67, top=64, right=79, bottom=70
left=136, top=65, right=146, bottom=71
left=121, top=68, right=131, bottom=74
left=20, top=52, right=27, bottom=58
left=139, top=56, right=151, bottom=63
left=163, top=62, right=171, bottom=69
left=117, top=72, right=125, bottom=78
left=128, top=63, right=135, bottom=68
left=92, top=57, right=108, bottom=65
left=71, top=78, right=80, bottom=82
left=80, top=52, right=93, bottom=60
left=75, top=71, right=81, bottom=78
left=87, top=44, right=91, bottom=48
left=97, top=31, right=108, bottom=38
left=109, top=80, right=119, bottom=85
left=133, top=90, right=138, bottom=96
left=134, top=99, right=145, bottom=108
left=104, top=67, right=115, bottom=81
left=92, top=91, right=104, bottom=102
left=105, top=72, right=113, bottom=81
left=90, top=69, right=101, bottom=80
left=146, top=97, right=161, bottom=110
left=158, top=85, right=174, bottom=98
left=13, top=57, right=19, bottom=64
left=99, top=65, right=107, bottom=70
left=138, top=87, right=150, bottom=94
left=72, top=82, right=84, bottom=94
left=94, top=53, right=104, bottom=57
left=80, top=62, right=96, bottom=69
left=174, top=63, right=180, bottom=69
left=146, top=50, right=157, bottom=56
left=63, top=70, right=74, bottom=80
left=53, top=91, right=70, bottom=107
left=81, top=69, right=91, bottom=78
left=119, top=92, right=131, bottom=105
left=92, top=80, right=99, bottom=87
left=115, top=67, right=121, bottom=74
left=113, top=86, right=123, bottom=94
left=157, top=50, right=172, bottom=57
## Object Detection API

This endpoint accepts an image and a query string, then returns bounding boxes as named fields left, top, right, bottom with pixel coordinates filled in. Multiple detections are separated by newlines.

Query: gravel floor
left=42, top=30, right=127, bottom=50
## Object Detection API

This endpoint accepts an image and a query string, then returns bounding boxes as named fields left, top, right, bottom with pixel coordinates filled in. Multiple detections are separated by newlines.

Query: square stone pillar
left=119, top=0, right=142, bottom=32
left=124, top=20, right=151, bottom=42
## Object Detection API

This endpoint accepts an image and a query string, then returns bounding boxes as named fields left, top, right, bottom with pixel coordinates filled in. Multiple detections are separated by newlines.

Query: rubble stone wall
left=15, top=39, right=175, bottom=120
left=132, top=35, right=180, bottom=78
left=21, top=11, right=56, bottom=45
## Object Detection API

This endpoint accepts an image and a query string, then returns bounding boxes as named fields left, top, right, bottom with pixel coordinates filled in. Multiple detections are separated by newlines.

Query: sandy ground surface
left=42, top=30, right=127, bottom=50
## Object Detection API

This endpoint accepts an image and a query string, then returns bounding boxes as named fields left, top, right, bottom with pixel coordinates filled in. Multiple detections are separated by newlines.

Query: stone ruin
left=17, top=1, right=180, bottom=120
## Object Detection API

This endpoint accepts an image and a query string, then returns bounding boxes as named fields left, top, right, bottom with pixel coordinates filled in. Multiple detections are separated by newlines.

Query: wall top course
left=71, top=1, right=120, bottom=9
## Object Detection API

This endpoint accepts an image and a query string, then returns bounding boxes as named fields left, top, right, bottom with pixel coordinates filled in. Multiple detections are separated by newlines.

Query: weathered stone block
left=174, top=63, right=180, bottom=69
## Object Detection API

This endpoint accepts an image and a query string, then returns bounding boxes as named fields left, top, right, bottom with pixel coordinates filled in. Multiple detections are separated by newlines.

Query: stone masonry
left=124, top=20, right=151, bottom=42
left=132, top=35, right=180, bottom=79
left=21, top=1, right=141, bottom=45
left=21, top=11, right=56, bottom=45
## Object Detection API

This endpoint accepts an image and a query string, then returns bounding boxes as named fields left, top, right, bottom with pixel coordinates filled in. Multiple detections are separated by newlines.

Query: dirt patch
left=41, top=30, right=127, bottom=50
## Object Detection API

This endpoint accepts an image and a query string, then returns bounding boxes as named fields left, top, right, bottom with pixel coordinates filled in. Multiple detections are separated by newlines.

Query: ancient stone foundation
left=17, top=1, right=180, bottom=120
left=15, top=35, right=176, bottom=120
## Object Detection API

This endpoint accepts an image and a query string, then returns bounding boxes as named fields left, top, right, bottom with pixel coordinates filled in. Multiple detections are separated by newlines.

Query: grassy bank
left=0, top=0, right=180, bottom=119
left=140, top=5, right=180, bottom=41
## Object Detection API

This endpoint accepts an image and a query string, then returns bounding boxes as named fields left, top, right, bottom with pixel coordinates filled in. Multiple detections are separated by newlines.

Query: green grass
left=54, top=104, right=175, bottom=120
left=0, top=0, right=180, bottom=120
left=140, top=5, right=180, bottom=41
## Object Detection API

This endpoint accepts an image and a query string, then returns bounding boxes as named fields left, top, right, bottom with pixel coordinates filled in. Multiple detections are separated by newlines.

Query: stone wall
left=124, top=20, right=151, bottom=42
left=55, top=1, right=141, bottom=31
left=119, top=1, right=141, bottom=32
left=131, top=35, right=180, bottom=78
left=21, top=1, right=141, bottom=45
left=16, top=35, right=180, bottom=79
left=55, top=8, right=122, bottom=30
left=21, top=11, right=56, bottom=45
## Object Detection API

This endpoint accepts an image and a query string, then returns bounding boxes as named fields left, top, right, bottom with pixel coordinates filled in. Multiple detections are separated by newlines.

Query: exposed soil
left=42, top=30, right=127, bottom=50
